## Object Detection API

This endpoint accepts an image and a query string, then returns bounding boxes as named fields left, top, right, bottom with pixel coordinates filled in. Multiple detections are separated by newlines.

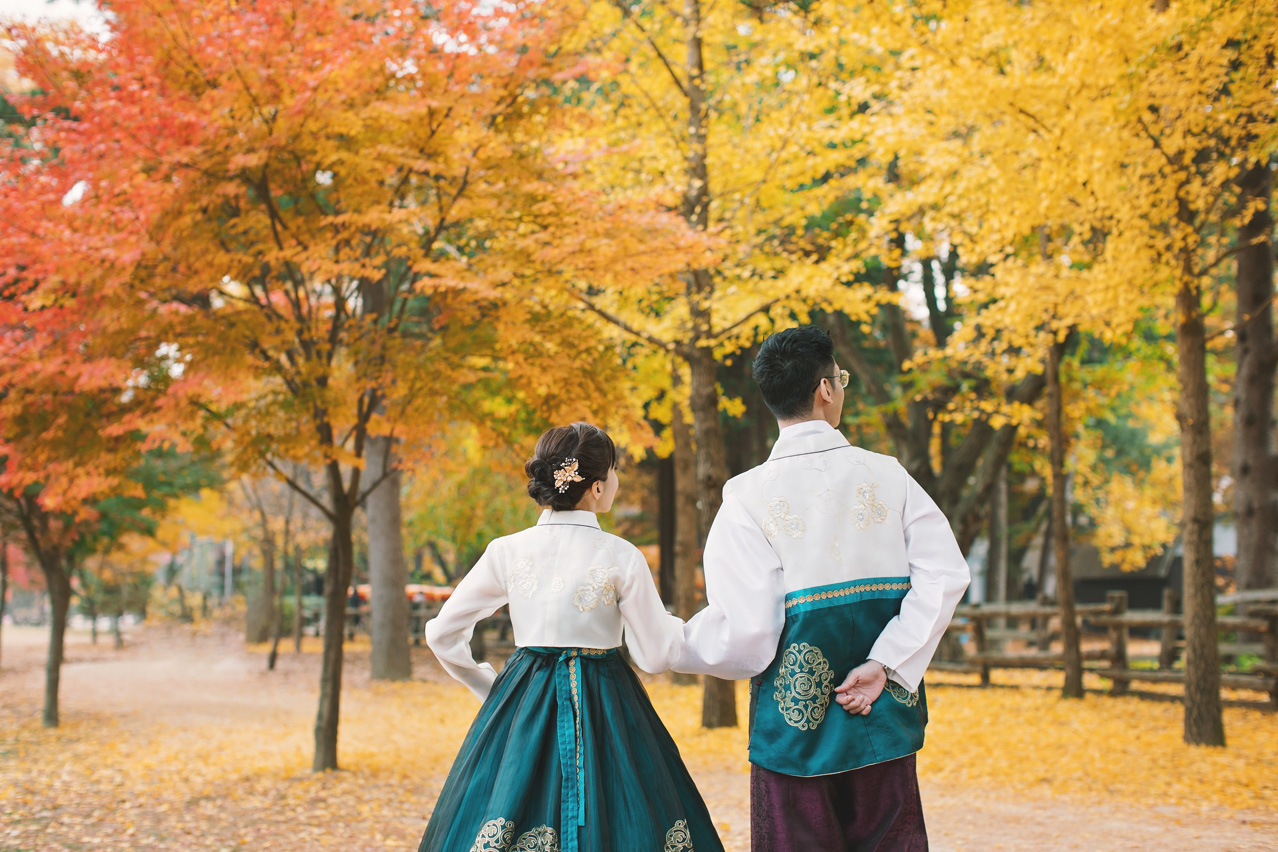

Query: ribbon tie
left=531, top=646, right=615, bottom=852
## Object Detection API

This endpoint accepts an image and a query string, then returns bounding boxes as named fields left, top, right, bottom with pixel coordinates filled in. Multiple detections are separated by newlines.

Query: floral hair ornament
left=554, top=458, right=585, bottom=493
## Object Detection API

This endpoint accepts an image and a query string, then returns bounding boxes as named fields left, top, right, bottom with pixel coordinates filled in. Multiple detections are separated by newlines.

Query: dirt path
left=1, top=624, right=1273, bottom=852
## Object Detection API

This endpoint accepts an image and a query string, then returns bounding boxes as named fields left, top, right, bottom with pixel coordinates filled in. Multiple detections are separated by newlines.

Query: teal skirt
left=418, top=646, right=723, bottom=852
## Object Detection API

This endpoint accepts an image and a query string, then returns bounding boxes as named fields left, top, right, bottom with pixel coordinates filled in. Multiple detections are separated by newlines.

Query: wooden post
left=973, top=613, right=990, bottom=687
left=1107, top=591, right=1130, bottom=696
left=1158, top=587, right=1180, bottom=670
left=1036, top=592, right=1052, bottom=651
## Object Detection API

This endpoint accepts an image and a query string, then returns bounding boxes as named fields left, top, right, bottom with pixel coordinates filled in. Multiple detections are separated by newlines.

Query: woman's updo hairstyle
left=525, top=422, right=617, bottom=511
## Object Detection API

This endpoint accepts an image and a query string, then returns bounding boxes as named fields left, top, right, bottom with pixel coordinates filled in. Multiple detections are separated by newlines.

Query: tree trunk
left=293, top=544, right=304, bottom=653
left=658, top=455, right=676, bottom=606
left=313, top=517, right=355, bottom=771
left=268, top=550, right=285, bottom=671
left=365, top=434, right=412, bottom=681
left=1234, top=160, right=1276, bottom=597
left=87, top=590, right=98, bottom=645
left=688, top=345, right=737, bottom=728
left=43, top=557, right=72, bottom=728
left=671, top=389, right=700, bottom=687
left=1176, top=255, right=1225, bottom=746
left=1047, top=336, right=1083, bottom=699
left=246, top=535, right=275, bottom=643
left=988, top=463, right=1009, bottom=638
left=112, top=611, right=123, bottom=651
left=0, top=538, right=8, bottom=670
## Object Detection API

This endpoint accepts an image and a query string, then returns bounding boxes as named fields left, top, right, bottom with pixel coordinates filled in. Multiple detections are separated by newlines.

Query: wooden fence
left=934, top=588, right=1278, bottom=709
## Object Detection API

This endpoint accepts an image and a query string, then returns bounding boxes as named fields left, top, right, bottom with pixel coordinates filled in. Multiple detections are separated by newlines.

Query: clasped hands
left=834, top=660, right=887, bottom=716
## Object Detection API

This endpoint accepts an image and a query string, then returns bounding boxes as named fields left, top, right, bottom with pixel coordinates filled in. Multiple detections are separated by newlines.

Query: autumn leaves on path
left=1, top=624, right=1275, bottom=852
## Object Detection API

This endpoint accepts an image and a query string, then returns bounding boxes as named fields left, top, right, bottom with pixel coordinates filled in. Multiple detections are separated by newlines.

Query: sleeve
left=676, top=488, right=786, bottom=679
left=616, top=547, right=686, bottom=674
left=423, top=542, right=508, bottom=701
left=867, top=471, right=971, bottom=692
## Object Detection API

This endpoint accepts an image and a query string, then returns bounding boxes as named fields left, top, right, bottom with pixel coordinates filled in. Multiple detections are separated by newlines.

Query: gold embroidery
left=761, top=497, right=805, bottom=539
left=572, top=566, right=617, bottom=611
left=884, top=681, right=920, bottom=707
left=468, top=820, right=558, bottom=852
left=512, top=825, right=559, bottom=852
left=663, top=819, right=694, bottom=852
left=784, top=580, right=911, bottom=610
left=850, top=482, right=888, bottom=529
left=773, top=642, right=834, bottom=731
left=469, top=818, right=514, bottom=852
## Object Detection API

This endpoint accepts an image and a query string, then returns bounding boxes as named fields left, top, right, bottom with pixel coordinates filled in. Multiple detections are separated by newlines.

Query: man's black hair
left=752, top=325, right=836, bottom=420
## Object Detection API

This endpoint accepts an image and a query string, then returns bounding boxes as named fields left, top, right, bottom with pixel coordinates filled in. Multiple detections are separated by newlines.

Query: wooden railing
left=932, top=588, right=1278, bottom=709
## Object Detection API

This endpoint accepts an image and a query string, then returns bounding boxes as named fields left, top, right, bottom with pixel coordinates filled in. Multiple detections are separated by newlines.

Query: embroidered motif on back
left=663, top=819, right=694, bottom=852
left=572, top=566, right=617, bottom=611
left=507, top=557, right=537, bottom=599
left=773, top=642, right=834, bottom=730
left=849, top=482, right=888, bottom=529
left=761, top=497, right=805, bottom=539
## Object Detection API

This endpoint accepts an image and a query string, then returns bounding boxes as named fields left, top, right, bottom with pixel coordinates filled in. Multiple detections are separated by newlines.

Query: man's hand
left=834, top=660, right=887, bottom=715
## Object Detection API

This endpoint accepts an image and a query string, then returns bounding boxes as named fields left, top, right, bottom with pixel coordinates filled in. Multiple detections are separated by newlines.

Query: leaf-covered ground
left=1, top=624, right=1275, bottom=852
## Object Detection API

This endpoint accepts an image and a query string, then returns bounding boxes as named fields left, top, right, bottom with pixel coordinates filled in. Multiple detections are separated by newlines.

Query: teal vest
left=748, top=577, right=928, bottom=777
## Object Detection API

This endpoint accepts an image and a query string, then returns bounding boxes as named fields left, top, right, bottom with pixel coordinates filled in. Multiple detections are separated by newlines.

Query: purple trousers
left=750, top=755, right=927, bottom=852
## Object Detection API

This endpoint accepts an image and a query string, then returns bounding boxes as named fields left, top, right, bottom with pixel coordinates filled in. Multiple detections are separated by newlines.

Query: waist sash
left=748, top=578, right=928, bottom=777
left=525, top=646, right=617, bottom=852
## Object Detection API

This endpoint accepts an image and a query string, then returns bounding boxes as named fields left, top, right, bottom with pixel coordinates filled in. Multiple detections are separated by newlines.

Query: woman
left=420, top=423, right=721, bottom=852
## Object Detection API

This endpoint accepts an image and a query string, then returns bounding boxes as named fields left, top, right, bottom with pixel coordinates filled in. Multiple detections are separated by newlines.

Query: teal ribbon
left=527, top=646, right=616, bottom=852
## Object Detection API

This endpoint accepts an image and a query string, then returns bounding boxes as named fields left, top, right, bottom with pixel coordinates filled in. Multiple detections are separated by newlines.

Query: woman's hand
left=834, top=660, right=887, bottom=715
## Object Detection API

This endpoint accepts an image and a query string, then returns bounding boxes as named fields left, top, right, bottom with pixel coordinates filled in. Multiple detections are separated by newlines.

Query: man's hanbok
left=680, top=420, right=970, bottom=851
left=420, top=509, right=719, bottom=852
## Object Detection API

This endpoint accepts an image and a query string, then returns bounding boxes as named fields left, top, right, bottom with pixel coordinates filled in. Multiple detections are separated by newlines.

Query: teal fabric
left=748, top=578, right=928, bottom=778
left=418, top=646, right=722, bottom=852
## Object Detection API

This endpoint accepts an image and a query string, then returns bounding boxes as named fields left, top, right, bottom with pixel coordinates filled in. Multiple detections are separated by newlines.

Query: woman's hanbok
left=420, top=509, right=721, bottom=852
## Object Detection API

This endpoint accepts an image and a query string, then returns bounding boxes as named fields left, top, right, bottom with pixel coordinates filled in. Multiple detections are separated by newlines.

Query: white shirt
left=425, top=509, right=685, bottom=700
left=680, top=420, right=970, bottom=692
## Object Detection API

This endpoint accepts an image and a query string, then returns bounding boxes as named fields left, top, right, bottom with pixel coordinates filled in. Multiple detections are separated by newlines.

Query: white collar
left=768, top=419, right=849, bottom=462
left=536, top=508, right=602, bottom=529
left=778, top=419, right=836, bottom=440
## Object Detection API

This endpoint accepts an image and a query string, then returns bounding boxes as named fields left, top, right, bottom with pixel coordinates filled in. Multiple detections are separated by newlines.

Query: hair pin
left=554, top=458, right=584, bottom=493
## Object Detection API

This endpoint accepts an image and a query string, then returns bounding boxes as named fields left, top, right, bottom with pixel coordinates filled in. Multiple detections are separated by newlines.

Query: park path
left=1, top=623, right=1274, bottom=852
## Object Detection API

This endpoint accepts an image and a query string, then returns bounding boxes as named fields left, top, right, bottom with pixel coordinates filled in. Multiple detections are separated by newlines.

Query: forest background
left=0, top=0, right=1275, bottom=778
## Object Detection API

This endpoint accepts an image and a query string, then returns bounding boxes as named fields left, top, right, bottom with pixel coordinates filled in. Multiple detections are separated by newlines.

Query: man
left=679, top=325, right=970, bottom=852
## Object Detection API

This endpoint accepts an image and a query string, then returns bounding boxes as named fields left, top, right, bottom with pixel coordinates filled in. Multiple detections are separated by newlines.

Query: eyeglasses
left=813, top=369, right=850, bottom=392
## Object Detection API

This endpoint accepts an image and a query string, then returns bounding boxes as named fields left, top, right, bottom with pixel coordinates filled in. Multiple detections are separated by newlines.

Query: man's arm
left=865, top=472, right=971, bottom=693
left=675, top=490, right=785, bottom=679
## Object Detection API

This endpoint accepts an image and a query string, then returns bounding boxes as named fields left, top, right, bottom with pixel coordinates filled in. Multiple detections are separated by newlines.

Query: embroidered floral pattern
left=572, top=566, right=617, bottom=611
left=467, top=820, right=559, bottom=852
left=506, top=557, right=537, bottom=599
left=549, top=577, right=564, bottom=593
left=512, top=825, right=559, bottom=852
left=761, top=497, right=805, bottom=539
left=773, top=642, right=834, bottom=731
left=849, top=482, right=888, bottom=529
left=884, top=681, right=920, bottom=707
left=469, top=818, right=515, bottom=852
left=663, top=819, right=694, bottom=852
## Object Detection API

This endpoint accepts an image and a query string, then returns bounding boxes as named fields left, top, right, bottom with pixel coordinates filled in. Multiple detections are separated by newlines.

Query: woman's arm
left=617, top=547, right=686, bottom=673
left=424, top=544, right=508, bottom=701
